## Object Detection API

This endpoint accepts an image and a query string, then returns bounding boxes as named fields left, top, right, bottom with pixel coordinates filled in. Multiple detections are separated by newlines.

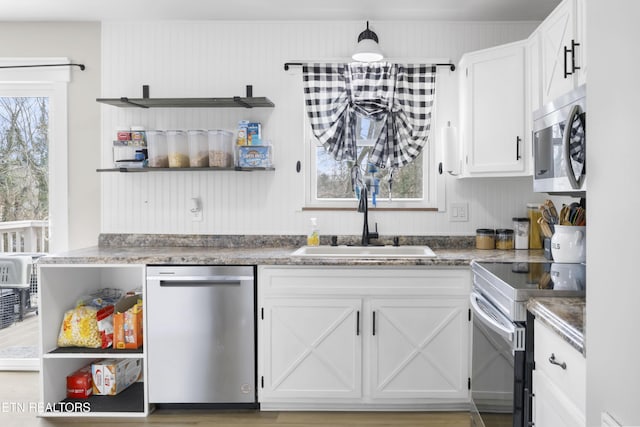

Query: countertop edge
left=36, top=246, right=548, bottom=267
left=528, top=297, right=586, bottom=356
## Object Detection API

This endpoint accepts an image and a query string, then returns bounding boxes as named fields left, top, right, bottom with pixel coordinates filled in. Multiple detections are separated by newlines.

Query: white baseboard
left=0, top=358, right=39, bottom=371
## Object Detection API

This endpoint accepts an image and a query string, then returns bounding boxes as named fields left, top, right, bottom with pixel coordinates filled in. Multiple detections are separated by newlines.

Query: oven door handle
left=470, top=291, right=515, bottom=343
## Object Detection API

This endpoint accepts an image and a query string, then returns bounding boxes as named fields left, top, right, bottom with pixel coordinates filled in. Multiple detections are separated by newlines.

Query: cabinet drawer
left=534, top=318, right=585, bottom=413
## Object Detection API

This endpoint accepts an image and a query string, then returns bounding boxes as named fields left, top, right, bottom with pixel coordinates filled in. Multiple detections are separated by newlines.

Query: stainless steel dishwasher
left=147, top=265, right=256, bottom=405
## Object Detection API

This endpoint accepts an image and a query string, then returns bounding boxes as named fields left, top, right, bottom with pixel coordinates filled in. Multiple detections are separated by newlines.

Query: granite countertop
left=38, top=243, right=549, bottom=266
left=528, top=297, right=586, bottom=356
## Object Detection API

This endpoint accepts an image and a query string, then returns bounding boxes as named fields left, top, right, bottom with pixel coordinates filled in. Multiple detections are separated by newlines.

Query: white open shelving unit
left=38, top=264, right=149, bottom=417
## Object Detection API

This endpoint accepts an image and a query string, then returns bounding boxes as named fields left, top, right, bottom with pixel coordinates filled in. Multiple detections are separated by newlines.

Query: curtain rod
left=0, top=63, right=85, bottom=70
left=284, top=62, right=455, bottom=72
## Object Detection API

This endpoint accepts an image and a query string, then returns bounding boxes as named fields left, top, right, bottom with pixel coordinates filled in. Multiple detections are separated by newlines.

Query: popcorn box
left=67, top=364, right=93, bottom=399
left=237, top=145, right=271, bottom=168
left=92, top=358, right=142, bottom=396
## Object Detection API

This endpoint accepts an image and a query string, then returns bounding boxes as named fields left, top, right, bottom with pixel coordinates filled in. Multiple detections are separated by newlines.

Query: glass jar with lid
left=476, top=229, right=496, bottom=249
left=495, top=229, right=514, bottom=250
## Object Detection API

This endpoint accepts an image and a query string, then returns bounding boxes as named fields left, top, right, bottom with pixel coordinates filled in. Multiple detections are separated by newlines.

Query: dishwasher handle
left=151, top=275, right=253, bottom=287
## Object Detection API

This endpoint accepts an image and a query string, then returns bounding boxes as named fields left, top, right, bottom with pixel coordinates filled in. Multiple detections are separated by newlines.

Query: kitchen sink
left=290, top=245, right=436, bottom=258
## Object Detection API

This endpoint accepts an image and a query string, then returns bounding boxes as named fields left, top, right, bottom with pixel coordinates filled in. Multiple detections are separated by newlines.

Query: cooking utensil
left=537, top=216, right=554, bottom=238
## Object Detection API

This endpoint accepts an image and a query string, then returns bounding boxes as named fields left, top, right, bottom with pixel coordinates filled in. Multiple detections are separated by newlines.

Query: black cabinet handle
left=564, top=39, right=581, bottom=78
left=372, top=311, right=376, bottom=336
left=548, top=353, right=567, bottom=369
left=356, top=310, right=360, bottom=336
left=516, top=136, right=522, bottom=160
left=571, top=40, right=581, bottom=74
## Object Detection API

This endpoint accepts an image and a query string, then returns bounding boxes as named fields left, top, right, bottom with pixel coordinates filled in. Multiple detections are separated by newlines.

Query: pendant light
left=352, top=21, right=384, bottom=62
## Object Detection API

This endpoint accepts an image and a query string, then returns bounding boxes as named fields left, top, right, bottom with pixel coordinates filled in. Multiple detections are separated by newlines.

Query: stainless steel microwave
left=532, top=84, right=586, bottom=195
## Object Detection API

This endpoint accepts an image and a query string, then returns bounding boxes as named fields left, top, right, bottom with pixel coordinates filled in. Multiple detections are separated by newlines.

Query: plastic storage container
left=146, top=130, right=169, bottom=168
left=513, top=217, right=530, bottom=250
left=475, top=229, right=495, bottom=249
left=208, top=130, right=234, bottom=167
left=187, top=130, right=209, bottom=167
left=166, top=130, right=189, bottom=168
left=527, top=203, right=544, bottom=249
left=496, top=229, right=514, bottom=250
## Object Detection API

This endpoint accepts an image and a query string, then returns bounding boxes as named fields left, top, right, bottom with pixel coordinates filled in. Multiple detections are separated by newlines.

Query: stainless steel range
left=469, top=260, right=585, bottom=427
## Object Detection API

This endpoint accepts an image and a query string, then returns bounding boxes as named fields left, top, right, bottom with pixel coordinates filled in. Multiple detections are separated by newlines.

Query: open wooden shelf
left=96, top=96, right=274, bottom=109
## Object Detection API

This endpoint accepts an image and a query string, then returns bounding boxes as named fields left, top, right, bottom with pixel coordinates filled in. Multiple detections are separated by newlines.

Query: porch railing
left=0, top=220, right=49, bottom=253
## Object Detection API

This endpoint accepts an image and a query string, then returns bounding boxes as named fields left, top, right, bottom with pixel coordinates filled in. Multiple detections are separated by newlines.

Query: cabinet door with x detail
left=260, top=297, right=363, bottom=400
left=369, top=298, right=469, bottom=400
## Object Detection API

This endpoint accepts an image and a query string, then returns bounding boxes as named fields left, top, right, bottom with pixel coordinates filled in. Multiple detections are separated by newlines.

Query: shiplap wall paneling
left=100, top=21, right=542, bottom=235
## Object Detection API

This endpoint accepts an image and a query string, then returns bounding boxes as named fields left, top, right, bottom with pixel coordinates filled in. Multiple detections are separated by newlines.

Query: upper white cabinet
left=537, top=0, right=586, bottom=105
left=257, top=266, right=470, bottom=410
left=459, top=40, right=529, bottom=177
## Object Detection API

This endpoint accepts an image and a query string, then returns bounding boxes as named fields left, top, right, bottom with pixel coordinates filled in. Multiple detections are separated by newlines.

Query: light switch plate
left=449, top=202, right=469, bottom=222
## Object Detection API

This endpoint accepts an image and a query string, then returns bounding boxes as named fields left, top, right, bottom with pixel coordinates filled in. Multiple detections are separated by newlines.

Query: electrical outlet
left=190, top=197, right=203, bottom=222
left=191, top=209, right=203, bottom=222
left=449, top=202, right=469, bottom=222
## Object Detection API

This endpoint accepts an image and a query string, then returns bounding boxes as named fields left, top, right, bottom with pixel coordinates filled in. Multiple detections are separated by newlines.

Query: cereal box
left=247, top=122, right=262, bottom=145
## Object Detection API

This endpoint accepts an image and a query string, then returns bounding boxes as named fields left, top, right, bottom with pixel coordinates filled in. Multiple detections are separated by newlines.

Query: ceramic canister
left=550, top=225, right=586, bottom=263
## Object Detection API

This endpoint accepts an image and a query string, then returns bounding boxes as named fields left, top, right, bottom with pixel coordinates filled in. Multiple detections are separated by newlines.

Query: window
left=0, top=58, right=70, bottom=252
left=304, top=102, right=441, bottom=210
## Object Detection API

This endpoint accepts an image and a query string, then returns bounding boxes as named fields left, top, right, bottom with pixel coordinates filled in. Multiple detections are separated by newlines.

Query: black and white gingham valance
left=302, top=62, right=436, bottom=169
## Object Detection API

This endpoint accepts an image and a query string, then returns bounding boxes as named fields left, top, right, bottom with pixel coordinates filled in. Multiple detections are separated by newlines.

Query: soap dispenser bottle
left=307, top=218, right=320, bottom=246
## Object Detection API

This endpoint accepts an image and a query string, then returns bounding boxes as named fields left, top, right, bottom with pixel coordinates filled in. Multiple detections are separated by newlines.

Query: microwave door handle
left=563, top=104, right=585, bottom=189
left=470, top=292, right=515, bottom=343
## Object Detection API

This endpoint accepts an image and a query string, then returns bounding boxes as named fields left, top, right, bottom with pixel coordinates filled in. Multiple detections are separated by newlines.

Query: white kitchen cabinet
left=260, top=297, right=362, bottom=399
left=369, top=298, right=469, bottom=400
left=532, top=318, right=585, bottom=426
left=537, top=0, right=586, bottom=105
left=38, top=264, right=149, bottom=417
left=257, top=266, right=470, bottom=410
left=458, top=40, right=529, bottom=177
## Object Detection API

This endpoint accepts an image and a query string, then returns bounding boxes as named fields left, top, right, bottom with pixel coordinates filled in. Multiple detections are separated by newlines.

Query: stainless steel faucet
left=358, top=186, right=379, bottom=246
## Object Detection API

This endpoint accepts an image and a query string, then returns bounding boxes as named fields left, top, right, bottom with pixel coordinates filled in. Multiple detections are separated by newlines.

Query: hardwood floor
left=0, top=371, right=471, bottom=427
left=0, top=312, right=39, bottom=370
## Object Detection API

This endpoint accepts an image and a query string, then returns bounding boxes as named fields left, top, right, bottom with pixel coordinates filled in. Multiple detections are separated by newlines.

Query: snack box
left=67, top=364, right=93, bottom=399
left=247, top=122, right=262, bottom=145
left=236, top=120, right=249, bottom=145
left=237, top=145, right=271, bottom=168
left=92, top=358, right=142, bottom=396
left=113, top=295, right=143, bottom=349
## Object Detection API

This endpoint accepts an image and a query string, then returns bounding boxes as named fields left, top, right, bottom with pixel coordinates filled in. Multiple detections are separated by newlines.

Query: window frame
left=0, top=58, right=70, bottom=252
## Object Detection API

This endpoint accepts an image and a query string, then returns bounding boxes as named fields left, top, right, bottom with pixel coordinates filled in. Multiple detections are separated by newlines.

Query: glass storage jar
left=495, top=229, right=514, bottom=250
left=476, top=229, right=496, bottom=249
